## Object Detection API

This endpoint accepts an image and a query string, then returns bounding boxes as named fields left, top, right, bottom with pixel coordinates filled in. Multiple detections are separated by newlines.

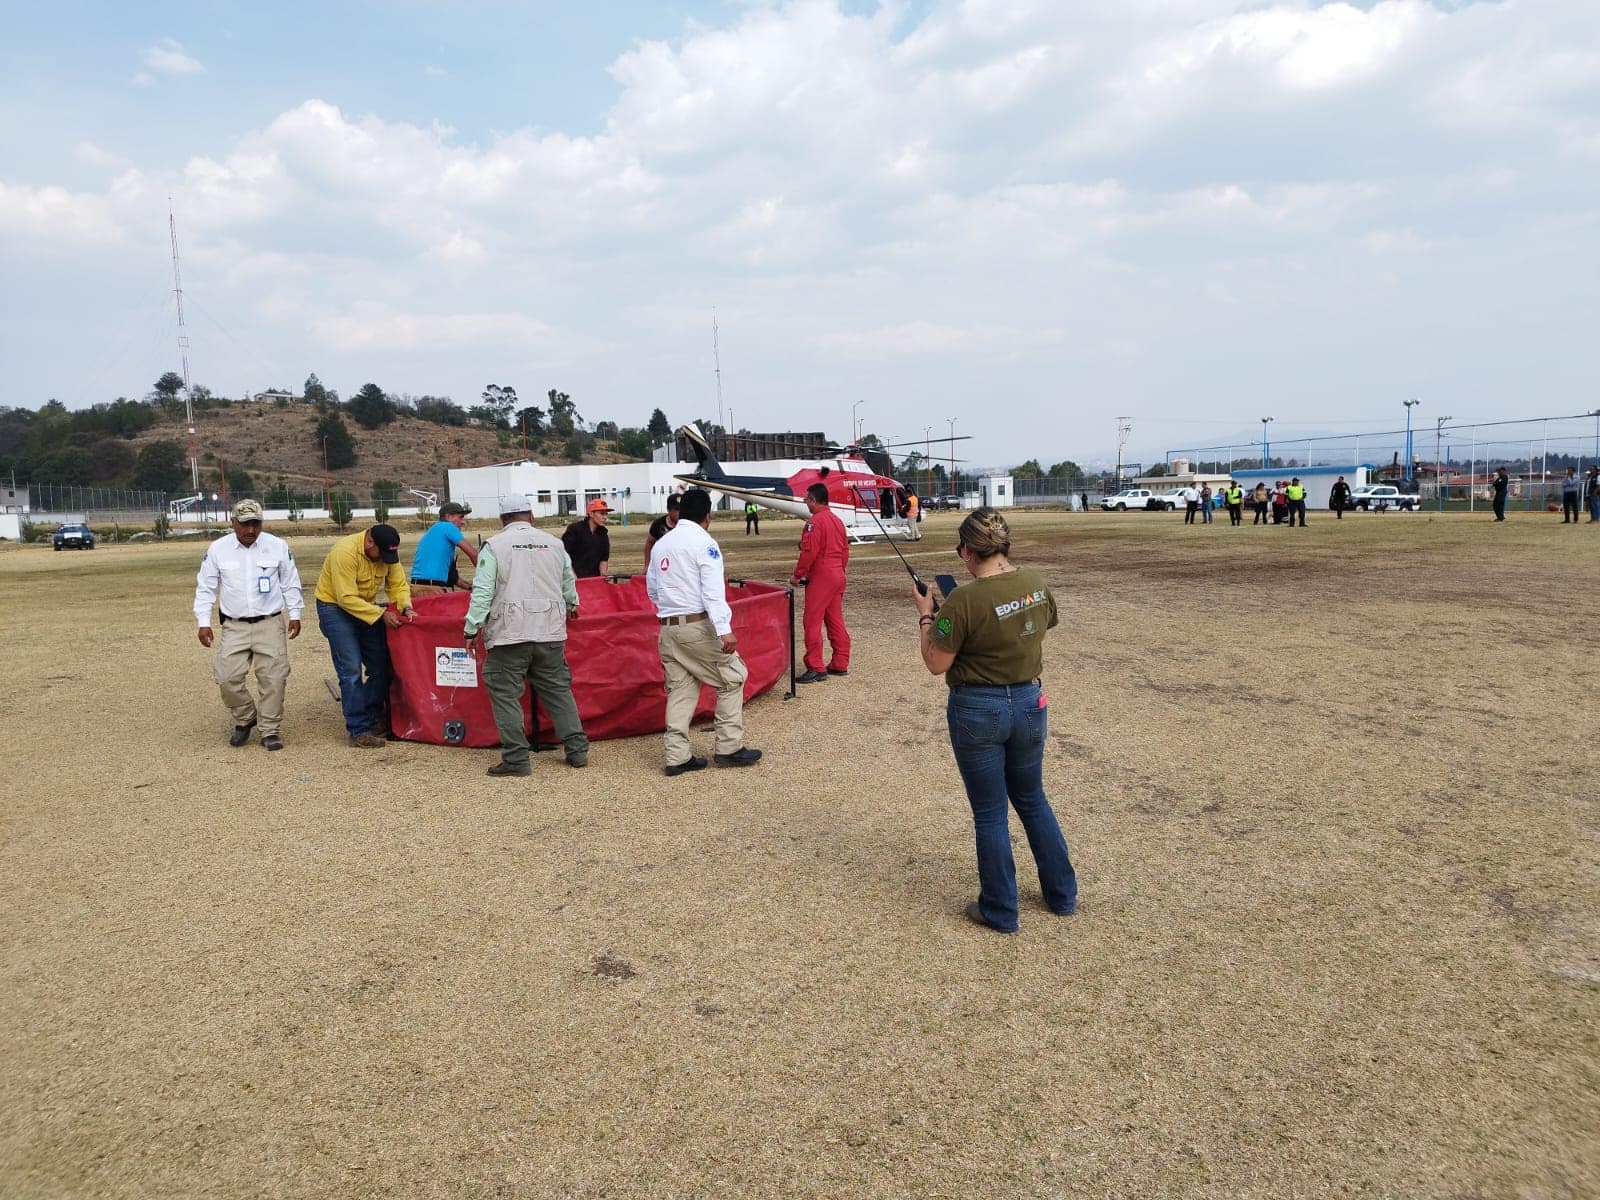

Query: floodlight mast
left=1115, top=417, right=1131, bottom=483
left=169, top=199, right=199, bottom=491
left=1260, top=417, right=1273, bottom=470
left=1403, top=398, right=1420, bottom=481
left=1435, top=416, right=1452, bottom=511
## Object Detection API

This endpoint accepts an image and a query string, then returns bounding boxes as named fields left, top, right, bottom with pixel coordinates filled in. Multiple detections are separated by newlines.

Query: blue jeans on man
left=946, top=682, right=1077, bottom=931
left=316, top=599, right=391, bottom=737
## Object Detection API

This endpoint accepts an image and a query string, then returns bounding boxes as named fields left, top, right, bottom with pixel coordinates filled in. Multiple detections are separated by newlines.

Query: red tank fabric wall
left=386, top=576, right=791, bottom=747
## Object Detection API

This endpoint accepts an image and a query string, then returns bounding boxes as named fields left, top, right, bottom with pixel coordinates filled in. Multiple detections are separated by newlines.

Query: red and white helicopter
left=674, top=424, right=919, bottom=541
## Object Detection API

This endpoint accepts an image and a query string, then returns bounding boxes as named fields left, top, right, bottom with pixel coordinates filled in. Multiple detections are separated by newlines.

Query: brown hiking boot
left=348, top=731, right=387, bottom=748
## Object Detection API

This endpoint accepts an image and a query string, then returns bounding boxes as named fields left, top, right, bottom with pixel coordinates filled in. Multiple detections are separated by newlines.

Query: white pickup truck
left=1349, top=485, right=1420, bottom=512
left=1101, top=488, right=1154, bottom=511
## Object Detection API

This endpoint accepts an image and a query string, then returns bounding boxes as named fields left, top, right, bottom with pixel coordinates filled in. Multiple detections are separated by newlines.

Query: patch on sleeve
left=935, top=616, right=952, bottom=637
left=803, top=522, right=813, bottom=532
left=707, top=546, right=720, bottom=559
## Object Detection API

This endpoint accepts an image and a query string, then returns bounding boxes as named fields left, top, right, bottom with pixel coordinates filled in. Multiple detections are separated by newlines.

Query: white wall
left=0, top=513, right=21, bottom=540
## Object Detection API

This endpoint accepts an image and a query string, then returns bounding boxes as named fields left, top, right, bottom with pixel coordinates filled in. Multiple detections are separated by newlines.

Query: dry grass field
left=2, top=509, right=1596, bottom=1199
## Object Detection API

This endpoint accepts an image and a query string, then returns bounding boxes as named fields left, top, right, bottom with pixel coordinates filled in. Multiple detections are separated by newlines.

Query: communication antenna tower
left=168, top=199, right=199, bottom=490
left=1115, top=416, right=1132, bottom=481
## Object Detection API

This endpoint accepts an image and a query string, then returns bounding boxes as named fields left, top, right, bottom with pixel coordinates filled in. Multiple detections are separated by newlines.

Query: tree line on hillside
left=0, top=371, right=680, bottom=496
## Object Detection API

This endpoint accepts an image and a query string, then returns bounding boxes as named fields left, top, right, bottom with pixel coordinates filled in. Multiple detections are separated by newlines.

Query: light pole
left=851, top=400, right=864, bottom=446
left=1591, top=409, right=1600, bottom=459
left=1260, top=417, right=1273, bottom=470
left=1435, top=416, right=1452, bottom=511
left=947, top=417, right=958, bottom=497
left=1403, top=398, right=1420, bottom=481
left=923, top=425, right=933, bottom=499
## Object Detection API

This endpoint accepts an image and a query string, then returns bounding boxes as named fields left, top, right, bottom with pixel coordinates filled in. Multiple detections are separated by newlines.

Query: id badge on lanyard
left=258, top=573, right=272, bottom=595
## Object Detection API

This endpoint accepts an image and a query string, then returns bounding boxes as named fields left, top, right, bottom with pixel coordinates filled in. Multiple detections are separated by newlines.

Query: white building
left=978, top=476, right=1014, bottom=508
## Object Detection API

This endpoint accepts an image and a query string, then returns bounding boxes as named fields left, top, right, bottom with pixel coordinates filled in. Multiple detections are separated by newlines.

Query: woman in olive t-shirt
left=913, top=508, right=1077, bottom=933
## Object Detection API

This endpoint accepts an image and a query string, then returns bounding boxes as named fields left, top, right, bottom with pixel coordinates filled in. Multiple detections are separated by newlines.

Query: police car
left=53, top=522, right=96, bottom=550
left=1349, top=485, right=1420, bottom=512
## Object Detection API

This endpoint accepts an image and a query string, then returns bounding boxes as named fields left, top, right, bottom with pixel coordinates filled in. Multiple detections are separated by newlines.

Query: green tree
left=1012, top=459, right=1044, bottom=479
left=132, top=440, right=190, bottom=492
left=473, top=384, right=516, bottom=430
left=303, top=373, right=327, bottom=405
left=314, top=411, right=357, bottom=469
left=215, top=466, right=255, bottom=498
left=563, top=436, right=585, bottom=463
left=1147, top=463, right=1168, bottom=477
left=618, top=427, right=653, bottom=458
left=370, top=478, right=401, bottom=503
left=548, top=390, right=581, bottom=438
left=87, top=439, right=136, bottom=483
left=154, top=371, right=185, bottom=398
left=264, top=476, right=293, bottom=508
left=415, top=396, right=466, bottom=426
left=347, top=383, right=395, bottom=430
left=329, top=490, right=355, bottom=530
left=1048, top=460, right=1084, bottom=480
left=647, top=408, right=672, bottom=441
left=515, top=403, right=546, bottom=440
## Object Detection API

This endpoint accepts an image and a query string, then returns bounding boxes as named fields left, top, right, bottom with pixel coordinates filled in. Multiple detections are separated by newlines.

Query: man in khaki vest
left=464, top=495, right=589, bottom=775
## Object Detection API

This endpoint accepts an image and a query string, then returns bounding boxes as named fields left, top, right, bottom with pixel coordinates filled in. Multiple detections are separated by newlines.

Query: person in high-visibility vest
left=1285, top=477, right=1307, bottom=526
left=903, top=489, right=922, bottom=541
left=1224, top=481, right=1244, bottom=526
left=744, top=499, right=760, bottom=536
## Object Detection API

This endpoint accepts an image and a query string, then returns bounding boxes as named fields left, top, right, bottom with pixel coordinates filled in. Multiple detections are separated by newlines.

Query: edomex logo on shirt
left=993, top=589, right=1047, bottom=620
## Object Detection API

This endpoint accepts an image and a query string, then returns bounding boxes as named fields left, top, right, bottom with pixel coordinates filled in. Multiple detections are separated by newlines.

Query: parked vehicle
left=1349, top=485, right=1419, bottom=512
left=1100, top=488, right=1154, bottom=512
left=1151, top=488, right=1188, bottom=512
left=53, top=522, right=96, bottom=550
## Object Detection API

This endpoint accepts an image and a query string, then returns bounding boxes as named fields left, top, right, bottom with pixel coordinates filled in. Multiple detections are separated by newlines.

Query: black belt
left=220, top=611, right=281, bottom=624
left=412, top=578, right=449, bottom=587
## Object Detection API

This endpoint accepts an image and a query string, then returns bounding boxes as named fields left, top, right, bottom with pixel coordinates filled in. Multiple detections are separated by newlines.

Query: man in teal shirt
left=464, top=495, right=586, bottom=774
left=410, top=502, right=478, bottom=593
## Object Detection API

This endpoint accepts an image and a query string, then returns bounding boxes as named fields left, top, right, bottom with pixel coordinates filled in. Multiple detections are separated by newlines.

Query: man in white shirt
left=1182, top=485, right=1201, bottom=525
left=193, top=499, right=304, bottom=750
left=645, top=487, right=762, bottom=775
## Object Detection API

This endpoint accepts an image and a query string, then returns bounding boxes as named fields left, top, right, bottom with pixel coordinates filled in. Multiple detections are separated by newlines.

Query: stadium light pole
left=1260, top=417, right=1273, bottom=470
left=947, top=416, right=958, bottom=496
left=1404, top=398, right=1420, bottom=481
left=1435, top=416, right=1451, bottom=511
left=1591, top=409, right=1600, bottom=458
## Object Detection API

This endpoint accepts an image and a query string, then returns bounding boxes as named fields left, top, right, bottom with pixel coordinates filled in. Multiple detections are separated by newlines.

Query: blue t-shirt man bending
left=410, top=502, right=479, bottom=591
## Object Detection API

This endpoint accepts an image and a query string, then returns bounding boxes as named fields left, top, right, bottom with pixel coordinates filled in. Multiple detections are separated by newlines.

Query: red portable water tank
left=385, top=575, right=792, bottom=747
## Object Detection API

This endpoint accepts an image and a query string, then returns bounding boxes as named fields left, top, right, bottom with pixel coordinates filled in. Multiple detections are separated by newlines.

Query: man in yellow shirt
left=314, top=524, right=415, bottom=747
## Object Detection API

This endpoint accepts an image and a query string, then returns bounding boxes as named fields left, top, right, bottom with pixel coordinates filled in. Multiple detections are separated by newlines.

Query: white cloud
left=5, top=1, right=1600, bottom=460
left=142, top=37, right=206, bottom=76
left=313, top=306, right=554, bottom=352
left=424, top=65, right=448, bottom=77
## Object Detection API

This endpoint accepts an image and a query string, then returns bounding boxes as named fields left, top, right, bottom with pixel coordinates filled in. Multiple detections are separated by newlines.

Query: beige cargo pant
left=214, top=617, right=290, bottom=736
left=659, top=620, right=747, bottom=765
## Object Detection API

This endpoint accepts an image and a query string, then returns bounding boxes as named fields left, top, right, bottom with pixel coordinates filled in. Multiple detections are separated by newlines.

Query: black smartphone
left=935, top=573, right=958, bottom=598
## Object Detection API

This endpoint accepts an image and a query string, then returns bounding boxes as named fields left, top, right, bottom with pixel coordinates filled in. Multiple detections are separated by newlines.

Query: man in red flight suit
left=789, top=482, right=851, bottom=684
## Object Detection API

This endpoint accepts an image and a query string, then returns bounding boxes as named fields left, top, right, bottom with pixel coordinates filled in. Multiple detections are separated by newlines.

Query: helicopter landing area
left=1, top=509, right=1594, bottom=1199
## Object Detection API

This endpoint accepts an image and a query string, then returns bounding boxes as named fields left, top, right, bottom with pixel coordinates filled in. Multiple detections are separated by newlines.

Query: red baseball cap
left=586, top=499, right=612, bottom=514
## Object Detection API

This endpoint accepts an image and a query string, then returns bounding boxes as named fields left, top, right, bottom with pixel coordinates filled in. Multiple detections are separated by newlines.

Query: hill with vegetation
left=0, top=376, right=680, bottom=507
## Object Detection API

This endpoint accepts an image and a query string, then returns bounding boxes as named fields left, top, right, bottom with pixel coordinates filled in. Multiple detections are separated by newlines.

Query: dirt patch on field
left=1, top=510, right=1597, bottom=1198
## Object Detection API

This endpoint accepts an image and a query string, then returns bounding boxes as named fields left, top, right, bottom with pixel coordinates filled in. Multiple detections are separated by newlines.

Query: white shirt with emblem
left=193, top=530, right=304, bottom=625
left=645, top=520, right=734, bottom=635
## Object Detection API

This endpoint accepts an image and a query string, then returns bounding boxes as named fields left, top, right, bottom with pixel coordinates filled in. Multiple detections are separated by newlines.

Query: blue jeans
left=947, top=683, right=1077, bottom=931
left=1589, top=493, right=1600, bottom=521
left=316, top=600, right=391, bottom=737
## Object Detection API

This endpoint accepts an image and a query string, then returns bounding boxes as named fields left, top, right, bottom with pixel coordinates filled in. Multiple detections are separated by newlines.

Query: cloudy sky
left=3, top=0, right=1597, bottom=466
